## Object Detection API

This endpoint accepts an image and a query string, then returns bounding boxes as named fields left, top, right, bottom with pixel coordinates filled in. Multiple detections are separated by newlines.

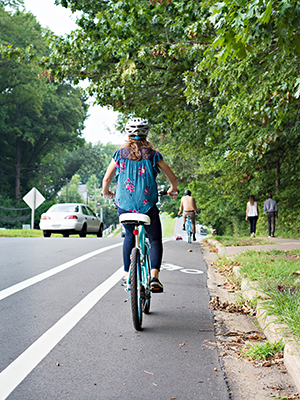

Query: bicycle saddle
left=119, top=213, right=151, bottom=225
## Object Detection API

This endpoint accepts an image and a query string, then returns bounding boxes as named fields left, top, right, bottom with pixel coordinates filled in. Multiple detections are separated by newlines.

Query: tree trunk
left=15, top=105, right=21, bottom=200
left=15, top=136, right=21, bottom=200
left=275, top=159, right=280, bottom=196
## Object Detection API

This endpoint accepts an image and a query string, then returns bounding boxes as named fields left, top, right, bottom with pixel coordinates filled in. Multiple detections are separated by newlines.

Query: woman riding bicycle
left=178, top=190, right=198, bottom=241
left=102, top=118, right=178, bottom=292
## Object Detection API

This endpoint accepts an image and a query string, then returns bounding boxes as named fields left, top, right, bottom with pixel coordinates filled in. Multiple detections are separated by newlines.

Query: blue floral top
left=113, top=147, right=163, bottom=213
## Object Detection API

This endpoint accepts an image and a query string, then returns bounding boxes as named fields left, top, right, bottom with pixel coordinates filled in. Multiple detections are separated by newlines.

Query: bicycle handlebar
left=158, top=189, right=179, bottom=196
left=103, top=189, right=178, bottom=198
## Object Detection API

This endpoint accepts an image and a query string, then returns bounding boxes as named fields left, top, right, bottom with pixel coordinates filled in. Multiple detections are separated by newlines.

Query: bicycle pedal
left=150, top=287, right=163, bottom=293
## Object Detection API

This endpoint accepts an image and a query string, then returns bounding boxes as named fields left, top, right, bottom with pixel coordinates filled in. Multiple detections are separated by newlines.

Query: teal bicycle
left=186, top=214, right=193, bottom=244
left=119, top=212, right=152, bottom=331
left=119, top=190, right=176, bottom=331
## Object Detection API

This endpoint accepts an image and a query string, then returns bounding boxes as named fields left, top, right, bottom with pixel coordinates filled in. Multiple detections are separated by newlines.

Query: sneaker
left=268, top=236, right=271, bottom=238
left=150, top=277, right=164, bottom=293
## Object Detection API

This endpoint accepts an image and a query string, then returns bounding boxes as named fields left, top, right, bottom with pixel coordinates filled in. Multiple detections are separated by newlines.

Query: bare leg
left=151, top=268, right=159, bottom=279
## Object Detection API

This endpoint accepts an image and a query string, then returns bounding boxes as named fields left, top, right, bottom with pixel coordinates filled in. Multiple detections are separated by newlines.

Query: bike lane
left=4, top=238, right=229, bottom=400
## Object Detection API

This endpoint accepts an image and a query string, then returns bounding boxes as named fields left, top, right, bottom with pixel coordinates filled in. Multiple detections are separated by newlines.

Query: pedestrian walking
left=263, top=194, right=278, bottom=237
left=245, top=195, right=259, bottom=238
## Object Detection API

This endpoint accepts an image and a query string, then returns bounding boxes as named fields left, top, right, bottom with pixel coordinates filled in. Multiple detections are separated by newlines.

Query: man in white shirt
left=263, top=194, right=278, bottom=237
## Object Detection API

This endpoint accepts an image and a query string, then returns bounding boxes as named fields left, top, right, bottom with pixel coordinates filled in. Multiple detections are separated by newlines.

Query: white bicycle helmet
left=125, top=118, right=149, bottom=139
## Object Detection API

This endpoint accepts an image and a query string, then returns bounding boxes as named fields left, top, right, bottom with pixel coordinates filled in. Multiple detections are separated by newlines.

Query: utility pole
left=61, top=178, right=69, bottom=202
left=94, top=183, right=97, bottom=213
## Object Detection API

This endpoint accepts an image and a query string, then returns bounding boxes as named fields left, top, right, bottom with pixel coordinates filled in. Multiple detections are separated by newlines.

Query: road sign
left=23, top=188, right=45, bottom=229
left=23, top=187, right=45, bottom=210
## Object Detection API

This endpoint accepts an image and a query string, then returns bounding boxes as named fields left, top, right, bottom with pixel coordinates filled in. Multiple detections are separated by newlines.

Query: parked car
left=40, top=203, right=104, bottom=238
left=121, top=224, right=126, bottom=237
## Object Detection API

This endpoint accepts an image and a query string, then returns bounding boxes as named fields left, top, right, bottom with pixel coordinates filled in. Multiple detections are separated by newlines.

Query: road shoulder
left=201, top=240, right=300, bottom=400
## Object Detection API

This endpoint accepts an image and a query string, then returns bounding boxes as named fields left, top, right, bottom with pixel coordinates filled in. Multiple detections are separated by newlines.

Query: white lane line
left=0, top=266, right=124, bottom=400
left=0, top=242, right=123, bottom=301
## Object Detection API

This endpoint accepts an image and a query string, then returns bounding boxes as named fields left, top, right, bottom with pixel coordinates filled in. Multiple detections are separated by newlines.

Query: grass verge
left=214, top=249, right=300, bottom=341
left=241, top=339, right=284, bottom=361
left=212, top=235, right=274, bottom=247
left=0, top=229, right=82, bottom=238
left=0, top=229, right=45, bottom=237
left=161, top=213, right=176, bottom=237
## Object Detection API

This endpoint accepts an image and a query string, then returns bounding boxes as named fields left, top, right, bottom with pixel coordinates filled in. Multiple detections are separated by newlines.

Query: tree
left=57, top=174, right=84, bottom=203
left=46, top=1, right=208, bottom=122
left=0, top=0, right=23, bottom=7
left=44, top=0, right=300, bottom=235
left=0, top=7, right=88, bottom=200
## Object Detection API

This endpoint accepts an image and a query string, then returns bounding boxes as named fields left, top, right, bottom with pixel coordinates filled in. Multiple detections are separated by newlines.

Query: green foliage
left=0, top=0, right=23, bottom=7
left=242, top=340, right=284, bottom=361
left=161, top=212, right=176, bottom=237
left=57, top=174, right=84, bottom=203
left=0, top=7, right=87, bottom=201
left=102, top=203, right=119, bottom=228
left=0, top=229, right=48, bottom=237
left=2, top=1, right=300, bottom=235
left=0, top=195, right=30, bottom=228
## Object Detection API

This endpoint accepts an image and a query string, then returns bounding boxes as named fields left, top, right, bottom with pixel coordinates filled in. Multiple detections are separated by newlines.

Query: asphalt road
left=0, top=235, right=229, bottom=400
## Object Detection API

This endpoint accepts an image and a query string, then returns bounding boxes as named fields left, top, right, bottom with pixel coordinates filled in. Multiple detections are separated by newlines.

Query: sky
left=21, top=0, right=124, bottom=145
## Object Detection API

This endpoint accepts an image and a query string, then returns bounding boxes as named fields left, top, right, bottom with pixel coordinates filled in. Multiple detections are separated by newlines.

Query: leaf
left=260, top=0, right=272, bottom=24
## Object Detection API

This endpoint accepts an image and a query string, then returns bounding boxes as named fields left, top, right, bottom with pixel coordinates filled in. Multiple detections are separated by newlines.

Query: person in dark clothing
left=263, top=194, right=278, bottom=237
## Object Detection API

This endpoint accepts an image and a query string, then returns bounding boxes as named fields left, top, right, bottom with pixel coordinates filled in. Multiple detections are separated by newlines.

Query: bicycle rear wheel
left=130, top=247, right=143, bottom=331
left=187, top=229, right=192, bottom=244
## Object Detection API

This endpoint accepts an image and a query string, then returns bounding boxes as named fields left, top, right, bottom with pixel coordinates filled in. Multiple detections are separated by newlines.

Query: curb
left=205, top=238, right=300, bottom=393
left=241, top=279, right=300, bottom=393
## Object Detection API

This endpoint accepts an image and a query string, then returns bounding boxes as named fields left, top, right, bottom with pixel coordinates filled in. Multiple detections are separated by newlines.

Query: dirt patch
left=209, top=296, right=252, bottom=314
left=278, top=253, right=300, bottom=261
left=214, top=311, right=299, bottom=400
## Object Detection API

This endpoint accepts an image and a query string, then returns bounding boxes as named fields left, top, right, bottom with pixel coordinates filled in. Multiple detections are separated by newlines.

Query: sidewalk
left=217, top=236, right=300, bottom=257
left=206, top=236, right=300, bottom=394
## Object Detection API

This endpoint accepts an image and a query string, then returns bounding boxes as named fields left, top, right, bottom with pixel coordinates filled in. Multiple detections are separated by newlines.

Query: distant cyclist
left=102, top=117, right=178, bottom=293
left=178, top=190, right=197, bottom=241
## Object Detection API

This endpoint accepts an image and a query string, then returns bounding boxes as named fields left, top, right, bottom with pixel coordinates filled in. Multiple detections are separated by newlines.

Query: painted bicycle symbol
left=161, top=263, right=204, bottom=275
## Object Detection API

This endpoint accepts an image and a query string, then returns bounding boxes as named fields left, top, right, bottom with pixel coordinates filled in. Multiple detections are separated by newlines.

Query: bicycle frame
left=127, top=224, right=151, bottom=292
left=186, top=215, right=193, bottom=244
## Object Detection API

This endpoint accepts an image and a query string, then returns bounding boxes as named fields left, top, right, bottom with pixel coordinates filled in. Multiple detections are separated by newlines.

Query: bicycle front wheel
left=130, top=247, right=143, bottom=331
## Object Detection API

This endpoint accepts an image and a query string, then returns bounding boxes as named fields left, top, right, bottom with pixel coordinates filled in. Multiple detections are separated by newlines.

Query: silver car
left=40, top=203, right=104, bottom=238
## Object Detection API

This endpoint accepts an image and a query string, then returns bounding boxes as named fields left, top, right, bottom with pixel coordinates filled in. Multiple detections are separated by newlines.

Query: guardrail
left=103, top=224, right=122, bottom=237
left=103, top=225, right=114, bottom=237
